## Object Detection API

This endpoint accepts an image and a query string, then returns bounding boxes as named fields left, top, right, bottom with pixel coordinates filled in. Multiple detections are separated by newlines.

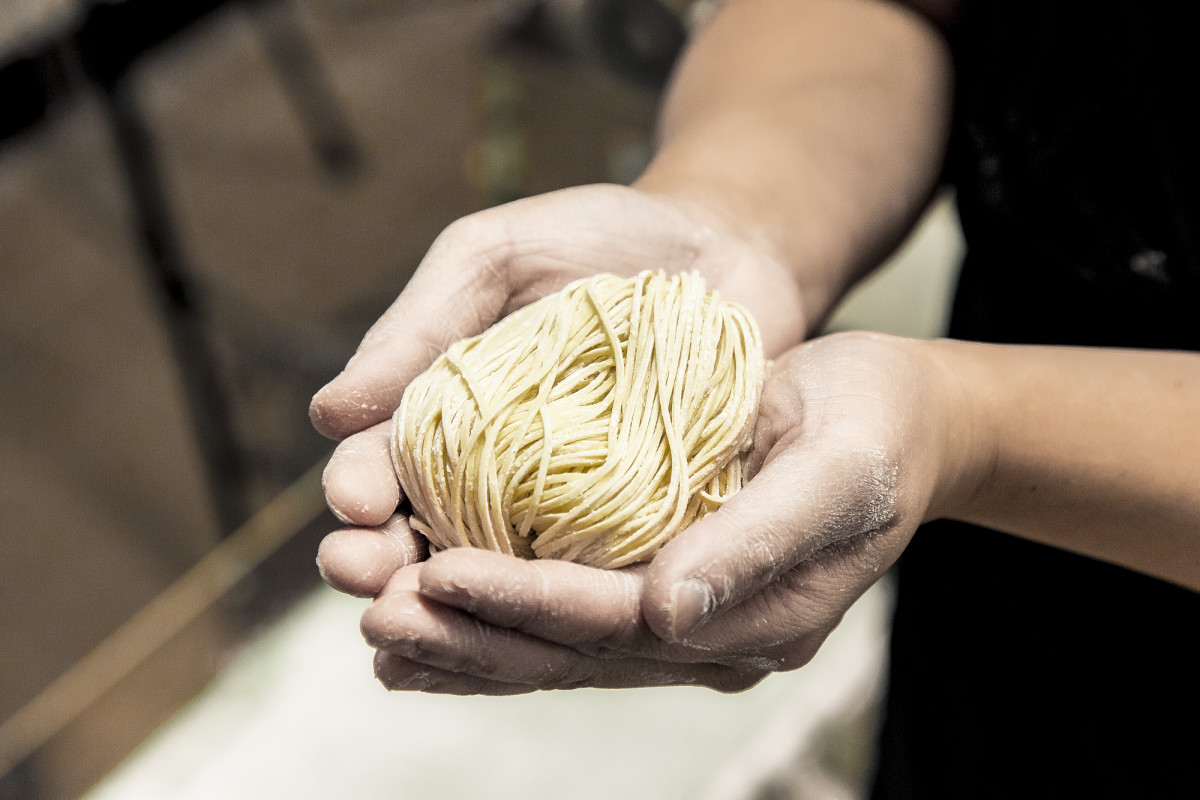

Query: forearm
left=634, top=0, right=954, bottom=333
left=927, top=339, right=1200, bottom=591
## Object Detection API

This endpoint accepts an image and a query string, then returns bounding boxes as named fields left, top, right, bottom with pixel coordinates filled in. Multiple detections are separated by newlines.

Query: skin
left=311, top=0, right=1200, bottom=694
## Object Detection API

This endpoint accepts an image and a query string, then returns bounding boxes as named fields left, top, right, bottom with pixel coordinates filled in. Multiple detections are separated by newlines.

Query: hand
left=357, top=332, right=961, bottom=693
left=312, top=183, right=806, bottom=596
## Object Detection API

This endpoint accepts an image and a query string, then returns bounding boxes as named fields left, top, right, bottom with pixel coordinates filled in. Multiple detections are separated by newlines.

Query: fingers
left=321, top=421, right=400, bottom=527
left=318, top=420, right=423, bottom=598
left=364, top=569, right=600, bottom=689
left=309, top=219, right=515, bottom=440
left=415, top=549, right=649, bottom=651
left=316, top=515, right=428, bottom=598
left=307, top=194, right=597, bottom=441
left=363, top=565, right=764, bottom=693
left=358, top=543, right=878, bottom=693
left=642, top=438, right=904, bottom=644
left=414, top=549, right=841, bottom=668
left=373, top=648, right=762, bottom=695
left=668, top=534, right=884, bottom=664
left=372, top=651, right=534, bottom=696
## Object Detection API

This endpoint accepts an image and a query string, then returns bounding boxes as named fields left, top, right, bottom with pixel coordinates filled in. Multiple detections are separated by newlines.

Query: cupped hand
left=313, top=183, right=806, bottom=594
left=357, top=331, right=963, bottom=693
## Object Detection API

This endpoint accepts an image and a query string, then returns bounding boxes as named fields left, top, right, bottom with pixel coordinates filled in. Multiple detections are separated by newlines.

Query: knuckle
left=435, top=214, right=485, bottom=248
left=431, top=619, right=502, bottom=678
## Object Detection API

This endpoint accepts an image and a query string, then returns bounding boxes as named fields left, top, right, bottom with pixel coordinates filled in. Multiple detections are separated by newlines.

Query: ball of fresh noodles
left=390, top=270, right=765, bottom=568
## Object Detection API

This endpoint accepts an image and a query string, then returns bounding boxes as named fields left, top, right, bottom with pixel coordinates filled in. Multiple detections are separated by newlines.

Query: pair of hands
left=312, top=184, right=946, bottom=694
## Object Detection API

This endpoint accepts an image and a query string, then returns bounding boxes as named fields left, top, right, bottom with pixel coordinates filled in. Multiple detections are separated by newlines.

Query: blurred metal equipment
left=523, top=0, right=688, bottom=90
left=1, top=0, right=363, bottom=539
left=242, top=0, right=363, bottom=179
left=469, top=0, right=684, bottom=205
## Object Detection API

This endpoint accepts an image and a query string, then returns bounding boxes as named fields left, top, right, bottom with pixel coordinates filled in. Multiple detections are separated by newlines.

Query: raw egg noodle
left=391, top=270, right=765, bottom=568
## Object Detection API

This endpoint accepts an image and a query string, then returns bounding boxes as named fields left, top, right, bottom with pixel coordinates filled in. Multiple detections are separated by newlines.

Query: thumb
left=309, top=222, right=512, bottom=440
left=642, top=442, right=902, bottom=644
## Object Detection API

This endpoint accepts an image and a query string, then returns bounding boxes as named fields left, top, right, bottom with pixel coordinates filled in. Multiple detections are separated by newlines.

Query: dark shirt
left=871, top=3, right=1200, bottom=797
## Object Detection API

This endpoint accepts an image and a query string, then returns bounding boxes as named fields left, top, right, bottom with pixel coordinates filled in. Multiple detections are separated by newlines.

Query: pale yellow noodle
left=391, top=270, right=765, bottom=568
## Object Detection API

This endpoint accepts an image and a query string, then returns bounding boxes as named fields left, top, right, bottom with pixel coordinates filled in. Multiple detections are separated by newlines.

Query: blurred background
left=0, top=1, right=962, bottom=798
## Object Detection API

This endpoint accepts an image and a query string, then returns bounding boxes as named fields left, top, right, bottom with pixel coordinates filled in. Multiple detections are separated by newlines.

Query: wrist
left=633, top=153, right=794, bottom=262
left=914, top=338, right=998, bottom=523
left=633, top=152, right=840, bottom=337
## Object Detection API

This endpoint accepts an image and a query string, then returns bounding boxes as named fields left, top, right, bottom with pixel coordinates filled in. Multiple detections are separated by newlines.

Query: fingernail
left=669, top=578, right=715, bottom=642
left=327, top=502, right=357, bottom=526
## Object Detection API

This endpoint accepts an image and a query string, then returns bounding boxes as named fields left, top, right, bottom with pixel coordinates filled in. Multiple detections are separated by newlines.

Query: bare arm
left=931, top=340, right=1200, bottom=591
left=635, top=0, right=956, bottom=333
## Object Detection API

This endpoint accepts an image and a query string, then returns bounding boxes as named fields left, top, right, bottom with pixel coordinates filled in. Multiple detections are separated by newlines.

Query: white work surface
left=83, top=580, right=891, bottom=800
